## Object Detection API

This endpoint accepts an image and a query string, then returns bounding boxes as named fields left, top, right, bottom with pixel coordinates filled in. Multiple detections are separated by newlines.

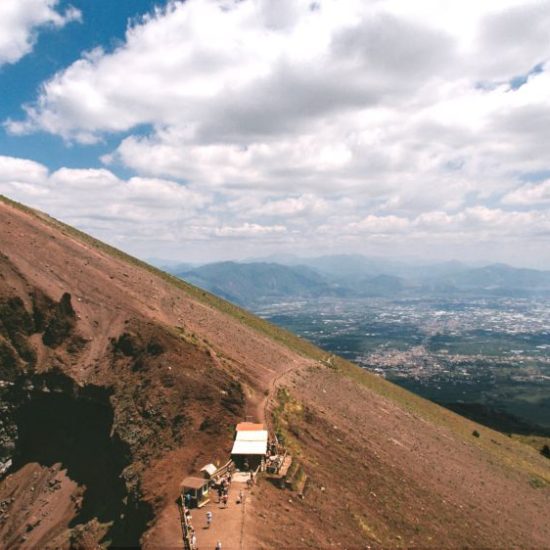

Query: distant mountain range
left=171, top=261, right=342, bottom=304
left=163, top=255, right=550, bottom=306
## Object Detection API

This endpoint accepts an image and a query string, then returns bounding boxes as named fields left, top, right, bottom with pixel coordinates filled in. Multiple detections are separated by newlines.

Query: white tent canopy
left=231, top=439, right=268, bottom=455
left=231, top=429, right=268, bottom=456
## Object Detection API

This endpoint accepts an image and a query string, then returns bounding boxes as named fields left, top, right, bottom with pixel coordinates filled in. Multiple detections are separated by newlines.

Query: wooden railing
left=177, top=495, right=193, bottom=550
left=212, top=459, right=234, bottom=484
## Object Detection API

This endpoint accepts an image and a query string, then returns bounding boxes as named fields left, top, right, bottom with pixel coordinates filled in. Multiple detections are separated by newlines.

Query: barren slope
left=0, top=197, right=314, bottom=547
left=249, top=364, right=550, bottom=548
left=1, top=195, right=549, bottom=549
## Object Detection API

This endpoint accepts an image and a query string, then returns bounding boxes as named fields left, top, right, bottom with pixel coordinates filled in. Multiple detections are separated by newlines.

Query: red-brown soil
left=248, top=366, right=550, bottom=548
left=0, top=198, right=312, bottom=548
left=0, top=196, right=549, bottom=548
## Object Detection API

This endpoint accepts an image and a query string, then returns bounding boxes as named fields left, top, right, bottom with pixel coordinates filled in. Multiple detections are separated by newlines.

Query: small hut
left=180, top=476, right=210, bottom=508
left=200, top=463, right=217, bottom=480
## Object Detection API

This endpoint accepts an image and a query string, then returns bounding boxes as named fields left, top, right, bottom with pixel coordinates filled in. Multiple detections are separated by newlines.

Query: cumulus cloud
left=8, top=1, right=550, bottom=196
left=0, top=155, right=210, bottom=252
left=2, top=153, right=549, bottom=264
left=0, top=0, right=80, bottom=66
left=3, top=0, right=550, bottom=265
left=503, top=179, right=550, bottom=205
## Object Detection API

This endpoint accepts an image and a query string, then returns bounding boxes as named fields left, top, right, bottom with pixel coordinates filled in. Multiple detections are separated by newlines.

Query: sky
left=0, top=0, right=550, bottom=268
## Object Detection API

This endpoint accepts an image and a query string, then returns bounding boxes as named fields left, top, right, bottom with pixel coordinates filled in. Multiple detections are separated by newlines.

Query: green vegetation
left=510, top=434, right=550, bottom=458
left=529, top=475, right=548, bottom=489
left=272, top=387, right=303, bottom=452
left=270, top=387, right=308, bottom=493
left=353, top=513, right=382, bottom=544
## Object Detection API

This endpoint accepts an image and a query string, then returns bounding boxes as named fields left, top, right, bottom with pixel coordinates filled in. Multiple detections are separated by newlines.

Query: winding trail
left=192, top=359, right=318, bottom=550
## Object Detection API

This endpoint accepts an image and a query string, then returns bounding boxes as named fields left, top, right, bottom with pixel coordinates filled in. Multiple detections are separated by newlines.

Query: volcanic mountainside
left=0, top=195, right=549, bottom=549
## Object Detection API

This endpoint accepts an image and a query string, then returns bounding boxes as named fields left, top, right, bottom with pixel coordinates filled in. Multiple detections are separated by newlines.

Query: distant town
left=254, top=296, right=550, bottom=432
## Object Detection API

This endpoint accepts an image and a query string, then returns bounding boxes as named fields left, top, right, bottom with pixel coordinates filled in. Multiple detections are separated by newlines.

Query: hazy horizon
left=146, top=251, right=549, bottom=273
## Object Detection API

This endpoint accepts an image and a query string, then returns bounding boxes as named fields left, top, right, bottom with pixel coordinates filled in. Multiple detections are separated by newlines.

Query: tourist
left=190, top=533, right=197, bottom=550
left=222, top=493, right=228, bottom=507
left=206, top=511, right=212, bottom=528
left=216, top=541, right=222, bottom=550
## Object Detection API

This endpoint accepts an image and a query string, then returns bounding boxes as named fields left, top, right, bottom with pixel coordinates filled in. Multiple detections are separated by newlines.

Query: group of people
left=215, top=471, right=232, bottom=507
left=182, top=460, right=268, bottom=550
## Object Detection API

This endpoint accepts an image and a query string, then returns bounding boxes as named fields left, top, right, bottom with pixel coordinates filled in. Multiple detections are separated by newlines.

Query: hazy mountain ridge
left=175, top=261, right=347, bottom=305
left=169, top=256, right=550, bottom=305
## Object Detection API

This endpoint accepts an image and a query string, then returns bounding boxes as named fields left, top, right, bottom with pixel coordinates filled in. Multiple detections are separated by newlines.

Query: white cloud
left=347, top=215, right=411, bottom=234
left=9, top=0, right=550, bottom=199
left=214, top=223, right=287, bottom=238
left=0, top=155, right=209, bottom=252
left=2, top=154, right=549, bottom=265
left=0, top=155, right=49, bottom=183
left=3, top=0, right=550, bottom=265
left=337, top=207, right=550, bottom=240
left=502, top=179, right=550, bottom=205
left=0, top=0, right=80, bottom=66
left=249, top=195, right=330, bottom=217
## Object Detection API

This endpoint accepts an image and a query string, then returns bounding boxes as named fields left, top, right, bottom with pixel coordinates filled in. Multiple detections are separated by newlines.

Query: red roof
left=236, top=422, right=265, bottom=431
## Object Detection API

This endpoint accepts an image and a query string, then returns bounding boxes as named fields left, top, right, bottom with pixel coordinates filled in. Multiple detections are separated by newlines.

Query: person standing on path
left=215, top=541, right=222, bottom=550
left=206, top=511, right=212, bottom=528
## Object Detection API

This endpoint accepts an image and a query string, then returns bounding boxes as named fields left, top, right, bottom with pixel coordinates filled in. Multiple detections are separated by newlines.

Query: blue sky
left=1, top=0, right=550, bottom=268
left=0, top=1, right=163, bottom=170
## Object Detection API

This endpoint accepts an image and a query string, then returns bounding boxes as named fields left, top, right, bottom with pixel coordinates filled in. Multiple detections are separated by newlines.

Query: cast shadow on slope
left=7, top=374, right=153, bottom=546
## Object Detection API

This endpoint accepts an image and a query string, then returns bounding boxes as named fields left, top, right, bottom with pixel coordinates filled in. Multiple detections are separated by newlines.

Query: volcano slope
left=0, top=195, right=549, bottom=549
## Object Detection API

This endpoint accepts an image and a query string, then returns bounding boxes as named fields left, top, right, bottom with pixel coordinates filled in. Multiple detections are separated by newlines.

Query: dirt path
left=154, top=361, right=311, bottom=550
left=190, top=476, right=250, bottom=550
